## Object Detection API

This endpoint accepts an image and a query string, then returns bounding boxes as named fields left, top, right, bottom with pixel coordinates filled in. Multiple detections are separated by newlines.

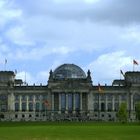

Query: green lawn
left=0, top=122, right=140, bottom=140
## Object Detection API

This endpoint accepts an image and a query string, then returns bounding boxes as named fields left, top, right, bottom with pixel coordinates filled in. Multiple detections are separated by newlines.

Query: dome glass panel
left=53, top=64, right=86, bottom=79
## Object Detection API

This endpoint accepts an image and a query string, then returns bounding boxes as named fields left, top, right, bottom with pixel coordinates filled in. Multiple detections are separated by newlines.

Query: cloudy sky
left=0, top=0, right=140, bottom=85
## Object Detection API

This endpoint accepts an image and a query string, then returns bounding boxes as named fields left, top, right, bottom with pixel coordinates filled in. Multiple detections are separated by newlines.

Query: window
left=15, top=95, right=19, bottom=101
left=29, top=103, right=33, bottom=111
left=134, top=94, right=140, bottom=102
left=42, top=95, right=47, bottom=100
left=75, top=93, right=80, bottom=111
left=29, top=95, right=33, bottom=101
left=22, top=95, right=26, bottom=101
left=15, top=114, right=18, bottom=118
left=107, top=95, right=112, bottom=101
left=1, top=104, right=7, bottom=112
left=0, top=95, right=7, bottom=100
left=22, top=102, right=26, bottom=111
left=68, top=94, right=73, bottom=111
left=0, top=95, right=8, bottom=112
left=114, top=95, right=118, bottom=101
left=101, top=95, right=105, bottom=101
left=115, top=103, right=119, bottom=111
left=36, top=95, right=40, bottom=101
left=94, top=103, right=98, bottom=111
left=94, top=94, right=98, bottom=100
left=121, top=95, right=126, bottom=101
left=61, top=94, right=66, bottom=111
left=108, top=103, right=112, bottom=111
left=42, top=102, right=46, bottom=111
left=101, top=103, right=105, bottom=111
left=35, top=102, right=40, bottom=111
left=15, top=103, right=19, bottom=111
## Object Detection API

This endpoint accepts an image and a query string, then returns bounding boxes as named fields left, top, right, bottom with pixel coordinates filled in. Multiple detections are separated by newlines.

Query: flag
left=133, top=59, right=138, bottom=65
left=44, top=100, right=50, bottom=106
left=5, top=59, right=7, bottom=64
left=120, top=70, right=125, bottom=77
left=15, top=69, right=17, bottom=75
left=98, top=83, right=104, bottom=93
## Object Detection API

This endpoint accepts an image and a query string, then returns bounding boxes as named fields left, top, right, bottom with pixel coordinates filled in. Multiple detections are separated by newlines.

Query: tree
left=117, top=102, right=128, bottom=123
left=135, top=102, right=140, bottom=121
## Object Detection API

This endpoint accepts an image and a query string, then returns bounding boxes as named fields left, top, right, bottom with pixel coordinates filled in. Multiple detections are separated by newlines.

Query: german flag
left=98, top=83, right=104, bottom=93
left=44, top=100, right=50, bottom=106
left=133, top=59, right=139, bottom=65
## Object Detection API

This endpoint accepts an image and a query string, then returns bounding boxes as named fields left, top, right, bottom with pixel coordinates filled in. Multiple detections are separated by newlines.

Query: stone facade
left=0, top=64, right=140, bottom=121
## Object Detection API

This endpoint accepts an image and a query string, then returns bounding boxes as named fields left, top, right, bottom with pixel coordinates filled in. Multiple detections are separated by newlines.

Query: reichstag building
left=0, top=63, right=140, bottom=121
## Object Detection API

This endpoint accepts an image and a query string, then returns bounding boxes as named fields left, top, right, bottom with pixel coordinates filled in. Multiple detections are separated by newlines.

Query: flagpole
left=24, top=72, right=26, bottom=84
left=4, top=59, right=7, bottom=71
left=120, top=70, right=121, bottom=80
left=4, top=63, right=6, bottom=71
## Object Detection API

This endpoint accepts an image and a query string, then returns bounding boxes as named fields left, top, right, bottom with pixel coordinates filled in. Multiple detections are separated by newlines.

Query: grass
left=0, top=122, right=139, bottom=140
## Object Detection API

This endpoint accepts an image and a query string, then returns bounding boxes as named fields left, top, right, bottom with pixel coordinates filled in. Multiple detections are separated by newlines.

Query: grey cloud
left=14, top=0, right=140, bottom=25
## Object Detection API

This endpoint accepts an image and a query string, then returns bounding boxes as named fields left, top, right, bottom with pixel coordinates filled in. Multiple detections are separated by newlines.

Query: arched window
left=22, top=95, right=26, bottom=101
left=15, top=95, right=19, bottom=101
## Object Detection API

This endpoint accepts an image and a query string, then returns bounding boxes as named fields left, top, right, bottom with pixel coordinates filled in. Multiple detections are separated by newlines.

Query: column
left=130, top=94, right=134, bottom=111
left=59, top=93, right=61, bottom=114
left=99, top=95, right=101, bottom=111
left=98, top=94, right=101, bottom=119
left=33, top=95, right=35, bottom=111
left=73, top=93, right=75, bottom=113
left=8, top=93, right=15, bottom=111
left=105, top=95, right=107, bottom=111
left=19, top=95, right=22, bottom=111
left=87, top=92, right=93, bottom=116
left=65, top=94, right=68, bottom=113
left=112, top=95, right=115, bottom=111
left=26, top=96, right=29, bottom=111
left=39, top=95, right=42, bottom=111
left=51, top=93, right=54, bottom=111
left=92, top=93, right=94, bottom=112
left=80, top=93, right=82, bottom=112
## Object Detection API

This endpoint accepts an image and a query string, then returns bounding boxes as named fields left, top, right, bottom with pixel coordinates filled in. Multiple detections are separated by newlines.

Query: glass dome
left=53, top=64, right=86, bottom=79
